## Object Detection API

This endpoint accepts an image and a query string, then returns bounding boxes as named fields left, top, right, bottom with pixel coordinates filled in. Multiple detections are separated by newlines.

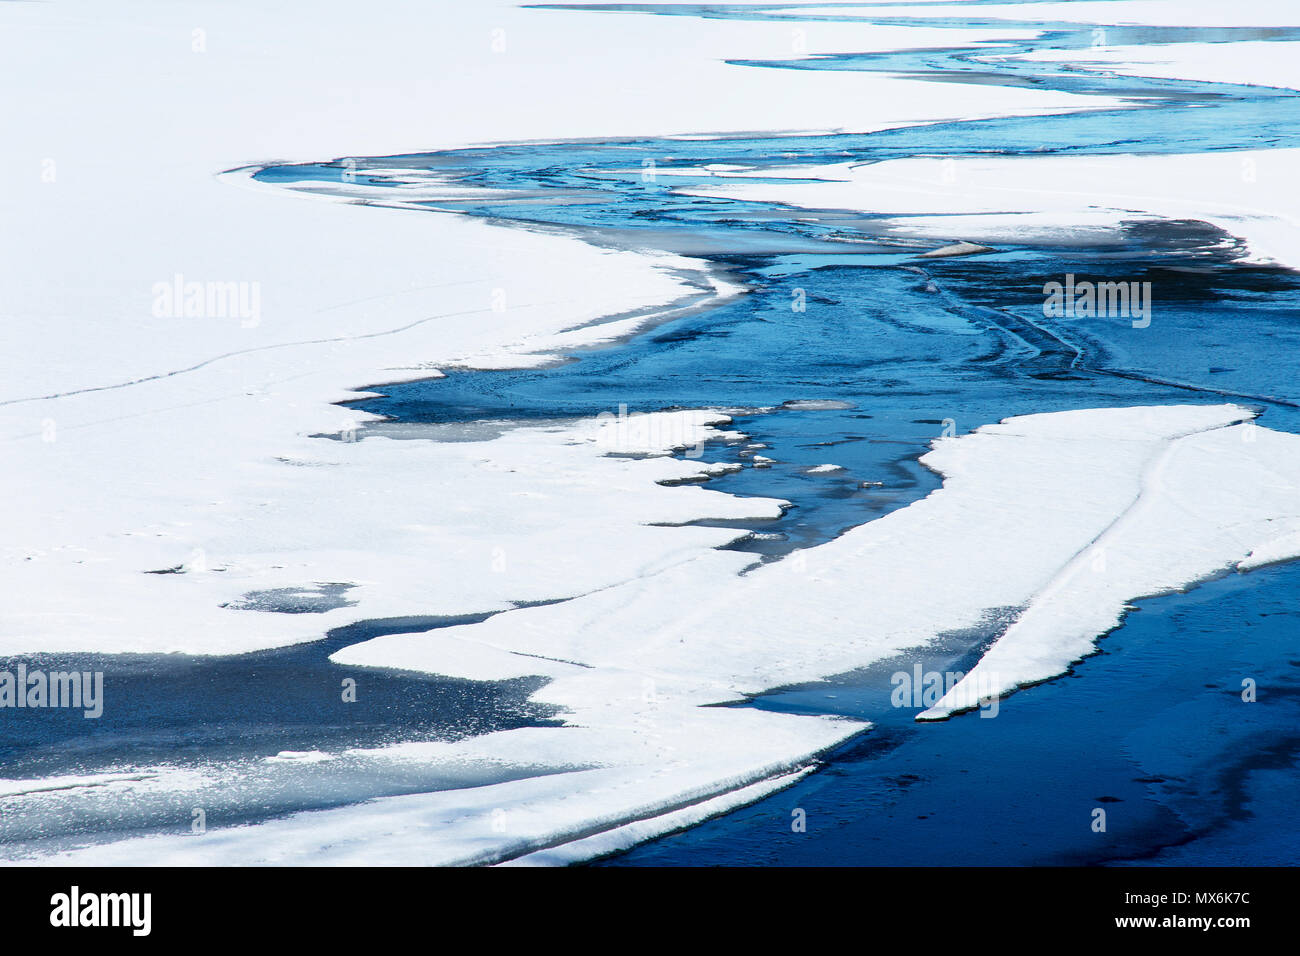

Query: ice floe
left=28, top=403, right=1298, bottom=865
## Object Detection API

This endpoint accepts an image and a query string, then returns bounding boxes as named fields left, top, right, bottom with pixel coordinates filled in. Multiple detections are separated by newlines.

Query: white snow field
left=678, top=147, right=1300, bottom=272
left=0, top=0, right=1114, bottom=657
left=3, top=0, right=1300, bottom=863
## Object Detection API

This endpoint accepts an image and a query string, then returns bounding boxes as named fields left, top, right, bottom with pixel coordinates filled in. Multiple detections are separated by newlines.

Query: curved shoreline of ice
left=922, top=410, right=1300, bottom=718
left=336, top=404, right=1300, bottom=704
left=5, top=0, right=1300, bottom=866
left=16, top=403, right=1300, bottom=866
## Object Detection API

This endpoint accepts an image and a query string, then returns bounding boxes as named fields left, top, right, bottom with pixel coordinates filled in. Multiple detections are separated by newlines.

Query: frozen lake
left=5, top=0, right=1300, bottom=866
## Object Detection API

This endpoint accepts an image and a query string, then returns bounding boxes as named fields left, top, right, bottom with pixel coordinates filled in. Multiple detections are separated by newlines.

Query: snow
left=814, top=1, right=1300, bottom=29
left=19, top=403, right=1300, bottom=865
left=500, top=768, right=815, bottom=866
left=4, top=0, right=1300, bottom=865
left=2, top=407, right=787, bottom=656
left=0, top=0, right=1106, bottom=658
left=683, top=146, right=1300, bottom=271
left=663, top=3, right=1300, bottom=270
left=923, top=413, right=1300, bottom=717
left=1014, top=41, right=1300, bottom=95
left=6, top=1, right=1290, bottom=656
left=337, top=405, right=1299, bottom=707
left=17, top=717, right=859, bottom=866
left=264, top=751, right=334, bottom=765
left=920, top=241, right=998, bottom=259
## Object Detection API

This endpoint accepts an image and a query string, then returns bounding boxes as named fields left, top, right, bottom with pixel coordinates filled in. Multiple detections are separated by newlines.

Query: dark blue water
left=0, top=615, right=564, bottom=853
left=0, top=615, right=556, bottom=779
left=602, top=559, right=1300, bottom=865
left=350, top=248, right=1300, bottom=556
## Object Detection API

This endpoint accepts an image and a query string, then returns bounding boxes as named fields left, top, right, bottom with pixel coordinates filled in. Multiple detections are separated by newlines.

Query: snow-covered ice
left=18, top=404, right=1300, bottom=865
left=4, top=0, right=1300, bottom=865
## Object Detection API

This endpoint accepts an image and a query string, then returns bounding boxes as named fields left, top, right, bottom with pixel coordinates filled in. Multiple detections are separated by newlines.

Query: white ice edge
left=7, top=0, right=1295, bottom=657
left=335, top=404, right=1300, bottom=705
left=13, top=721, right=860, bottom=866
left=680, top=147, right=1300, bottom=272
left=5, top=0, right=1300, bottom=866
left=21, top=403, right=1300, bottom=866
left=498, top=766, right=816, bottom=867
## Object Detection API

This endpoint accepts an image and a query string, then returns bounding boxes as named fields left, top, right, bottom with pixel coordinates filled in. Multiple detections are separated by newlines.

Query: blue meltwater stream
left=6, top=2, right=1300, bottom=863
